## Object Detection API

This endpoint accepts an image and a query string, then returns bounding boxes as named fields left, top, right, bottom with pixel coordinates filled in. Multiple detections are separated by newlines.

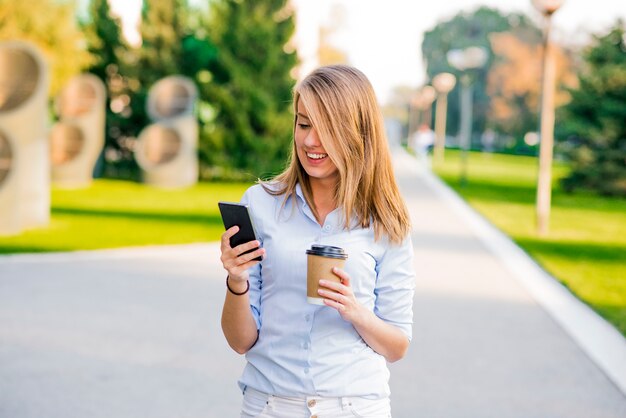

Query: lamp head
left=432, top=73, right=456, bottom=94
left=447, top=47, right=488, bottom=71
left=531, top=0, right=565, bottom=16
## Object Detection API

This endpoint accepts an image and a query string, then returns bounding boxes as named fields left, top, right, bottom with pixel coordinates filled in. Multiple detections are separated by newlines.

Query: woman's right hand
left=220, top=226, right=265, bottom=282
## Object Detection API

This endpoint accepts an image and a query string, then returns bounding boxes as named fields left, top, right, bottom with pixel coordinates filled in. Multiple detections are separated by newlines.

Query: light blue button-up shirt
left=238, top=183, right=415, bottom=399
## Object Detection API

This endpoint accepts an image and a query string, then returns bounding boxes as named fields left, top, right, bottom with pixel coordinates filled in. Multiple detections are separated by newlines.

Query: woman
left=220, top=65, right=415, bottom=418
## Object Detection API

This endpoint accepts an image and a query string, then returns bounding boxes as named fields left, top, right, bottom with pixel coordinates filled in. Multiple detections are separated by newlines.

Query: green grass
left=0, top=179, right=252, bottom=253
left=433, top=150, right=626, bottom=336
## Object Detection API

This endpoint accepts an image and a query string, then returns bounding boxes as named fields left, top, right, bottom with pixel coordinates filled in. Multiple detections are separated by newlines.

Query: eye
left=297, top=123, right=311, bottom=129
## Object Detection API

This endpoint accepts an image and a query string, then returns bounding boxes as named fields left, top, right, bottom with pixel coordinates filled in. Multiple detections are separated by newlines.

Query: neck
left=310, top=177, right=337, bottom=225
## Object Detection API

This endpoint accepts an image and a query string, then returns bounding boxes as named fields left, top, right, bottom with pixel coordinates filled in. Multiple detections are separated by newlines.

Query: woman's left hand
left=318, top=267, right=366, bottom=324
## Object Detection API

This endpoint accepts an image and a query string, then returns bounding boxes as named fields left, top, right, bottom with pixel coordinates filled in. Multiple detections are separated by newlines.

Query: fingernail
left=319, top=280, right=326, bottom=286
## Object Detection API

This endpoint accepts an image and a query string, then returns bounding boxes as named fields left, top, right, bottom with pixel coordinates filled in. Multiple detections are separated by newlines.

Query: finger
left=332, top=267, right=351, bottom=286
left=318, top=288, right=344, bottom=303
left=221, top=226, right=240, bottom=247
left=233, top=257, right=263, bottom=273
left=222, top=225, right=239, bottom=239
left=223, top=246, right=264, bottom=269
left=318, top=279, right=345, bottom=293
left=322, top=296, right=345, bottom=311
left=241, top=247, right=265, bottom=262
left=233, top=240, right=262, bottom=257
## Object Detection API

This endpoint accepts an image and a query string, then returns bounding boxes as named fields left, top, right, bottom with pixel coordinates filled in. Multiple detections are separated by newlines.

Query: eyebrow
left=296, top=112, right=310, bottom=120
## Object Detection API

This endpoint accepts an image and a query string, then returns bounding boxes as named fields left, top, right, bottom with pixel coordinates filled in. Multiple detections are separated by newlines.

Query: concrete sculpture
left=0, top=41, right=49, bottom=235
left=135, top=76, right=198, bottom=188
left=50, top=74, right=106, bottom=188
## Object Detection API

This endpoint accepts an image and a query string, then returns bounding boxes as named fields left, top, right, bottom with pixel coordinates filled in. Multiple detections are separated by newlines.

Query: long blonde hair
left=263, top=65, right=410, bottom=244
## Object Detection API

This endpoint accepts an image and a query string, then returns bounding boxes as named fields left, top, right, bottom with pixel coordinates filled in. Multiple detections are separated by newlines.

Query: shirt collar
left=295, top=182, right=306, bottom=204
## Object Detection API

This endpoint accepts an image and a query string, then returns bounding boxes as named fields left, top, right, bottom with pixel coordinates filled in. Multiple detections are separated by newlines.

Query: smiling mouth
left=306, top=152, right=328, bottom=160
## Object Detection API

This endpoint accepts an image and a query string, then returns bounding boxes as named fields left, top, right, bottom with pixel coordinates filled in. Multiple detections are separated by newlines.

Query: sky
left=108, top=0, right=626, bottom=104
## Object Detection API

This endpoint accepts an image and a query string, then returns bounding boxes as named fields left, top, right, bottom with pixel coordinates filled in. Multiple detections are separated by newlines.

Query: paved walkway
left=1, top=149, right=625, bottom=417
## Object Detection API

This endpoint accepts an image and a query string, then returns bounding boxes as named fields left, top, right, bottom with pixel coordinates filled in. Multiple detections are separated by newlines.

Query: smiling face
left=294, top=98, right=339, bottom=187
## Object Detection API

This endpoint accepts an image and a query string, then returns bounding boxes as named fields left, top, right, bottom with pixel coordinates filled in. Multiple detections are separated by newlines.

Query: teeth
left=307, top=153, right=327, bottom=160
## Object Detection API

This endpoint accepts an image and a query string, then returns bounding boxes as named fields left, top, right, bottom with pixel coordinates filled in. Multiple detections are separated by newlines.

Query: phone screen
left=218, top=202, right=262, bottom=261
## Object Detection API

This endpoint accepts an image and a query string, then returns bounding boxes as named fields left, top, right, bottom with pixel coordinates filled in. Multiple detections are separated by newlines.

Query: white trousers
left=240, top=387, right=391, bottom=418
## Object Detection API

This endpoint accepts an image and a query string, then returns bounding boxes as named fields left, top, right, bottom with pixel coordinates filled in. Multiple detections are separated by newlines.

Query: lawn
left=0, top=179, right=253, bottom=253
left=433, top=150, right=626, bottom=336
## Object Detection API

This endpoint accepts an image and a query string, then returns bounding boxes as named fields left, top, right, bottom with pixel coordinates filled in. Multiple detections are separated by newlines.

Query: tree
left=94, top=0, right=192, bottom=179
left=559, top=20, right=626, bottom=196
left=0, top=0, right=92, bottom=96
left=82, top=0, right=126, bottom=82
left=203, top=0, right=297, bottom=178
left=82, top=0, right=130, bottom=177
left=137, top=0, right=188, bottom=87
left=421, top=7, right=540, bottom=144
left=487, top=32, right=577, bottom=142
left=130, top=0, right=190, bottom=130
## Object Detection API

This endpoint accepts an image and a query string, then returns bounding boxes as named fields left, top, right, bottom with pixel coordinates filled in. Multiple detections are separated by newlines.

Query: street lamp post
left=407, top=94, right=417, bottom=150
left=432, top=73, right=456, bottom=163
left=417, top=85, right=436, bottom=128
left=532, top=0, right=565, bottom=235
left=447, top=47, right=488, bottom=185
left=408, top=86, right=436, bottom=153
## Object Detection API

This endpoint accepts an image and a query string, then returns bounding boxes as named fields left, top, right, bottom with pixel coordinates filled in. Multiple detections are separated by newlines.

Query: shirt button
left=305, top=314, right=311, bottom=321
left=304, top=367, right=309, bottom=374
left=308, top=399, right=316, bottom=407
left=323, top=225, right=331, bottom=231
left=303, top=342, right=309, bottom=349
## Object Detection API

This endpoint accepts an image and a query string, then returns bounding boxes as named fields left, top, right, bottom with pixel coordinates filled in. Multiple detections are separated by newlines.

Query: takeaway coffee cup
left=306, top=244, right=348, bottom=305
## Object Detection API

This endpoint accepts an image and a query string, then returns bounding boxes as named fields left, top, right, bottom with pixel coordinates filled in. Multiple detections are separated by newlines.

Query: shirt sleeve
left=373, top=235, right=415, bottom=340
left=240, top=187, right=262, bottom=330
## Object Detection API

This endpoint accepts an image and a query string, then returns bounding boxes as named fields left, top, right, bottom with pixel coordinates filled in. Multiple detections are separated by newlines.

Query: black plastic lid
left=306, top=244, right=348, bottom=259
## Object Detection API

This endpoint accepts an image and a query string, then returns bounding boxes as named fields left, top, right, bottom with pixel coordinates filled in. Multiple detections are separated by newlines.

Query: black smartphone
left=218, top=201, right=262, bottom=261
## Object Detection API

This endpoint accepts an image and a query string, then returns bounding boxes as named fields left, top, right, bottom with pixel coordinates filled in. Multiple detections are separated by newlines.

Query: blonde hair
left=263, top=65, right=410, bottom=244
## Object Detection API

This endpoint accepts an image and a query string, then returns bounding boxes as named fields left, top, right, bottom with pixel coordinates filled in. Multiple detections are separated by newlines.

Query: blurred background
left=0, top=0, right=624, bottom=334
left=0, top=3, right=625, bottom=417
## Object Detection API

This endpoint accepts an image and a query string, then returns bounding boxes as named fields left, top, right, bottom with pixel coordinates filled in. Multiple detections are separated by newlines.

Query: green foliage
left=202, top=0, right=297, bottom=178
left=434, top=150, right=626, bottom=336
left=81, top=0, right=130, bottom=178
left=82, top=0, right=126, bottom=81
left=92, top=0, right=198, bottom=180
left=558, top=20, right=626, bottom=196
left=138, top=0, right=188, bottom=86
left=129, top=0, right=190, bottom=134
left=421, top=7, right=540, bottom=140
left=0, top=0, right=93, bottom=96
left=88, top=0, right=221, bottom=180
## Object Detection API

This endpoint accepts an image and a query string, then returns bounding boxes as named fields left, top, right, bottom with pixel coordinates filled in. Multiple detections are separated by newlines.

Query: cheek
left=294, top=129, right=306, bottom=148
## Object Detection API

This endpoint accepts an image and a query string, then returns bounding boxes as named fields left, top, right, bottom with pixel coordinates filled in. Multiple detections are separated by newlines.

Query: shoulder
left=241, top=183, right=285, bottom=206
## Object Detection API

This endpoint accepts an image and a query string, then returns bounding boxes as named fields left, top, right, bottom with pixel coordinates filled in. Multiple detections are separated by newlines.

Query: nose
left=303, top=127, right=320, bottom=147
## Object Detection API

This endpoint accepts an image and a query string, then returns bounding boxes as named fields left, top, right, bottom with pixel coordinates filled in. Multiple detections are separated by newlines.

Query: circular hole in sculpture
left=57, top=78, right=97, bottom=118
left=0, top=131, right=13, bottom=187
left=50, top=123, right=85, bottom=166
left=153, top=82, right=192, bottom=118
left=0, top=48, right=40, bottom=112
left=142, top=126, right=181, bottom=165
